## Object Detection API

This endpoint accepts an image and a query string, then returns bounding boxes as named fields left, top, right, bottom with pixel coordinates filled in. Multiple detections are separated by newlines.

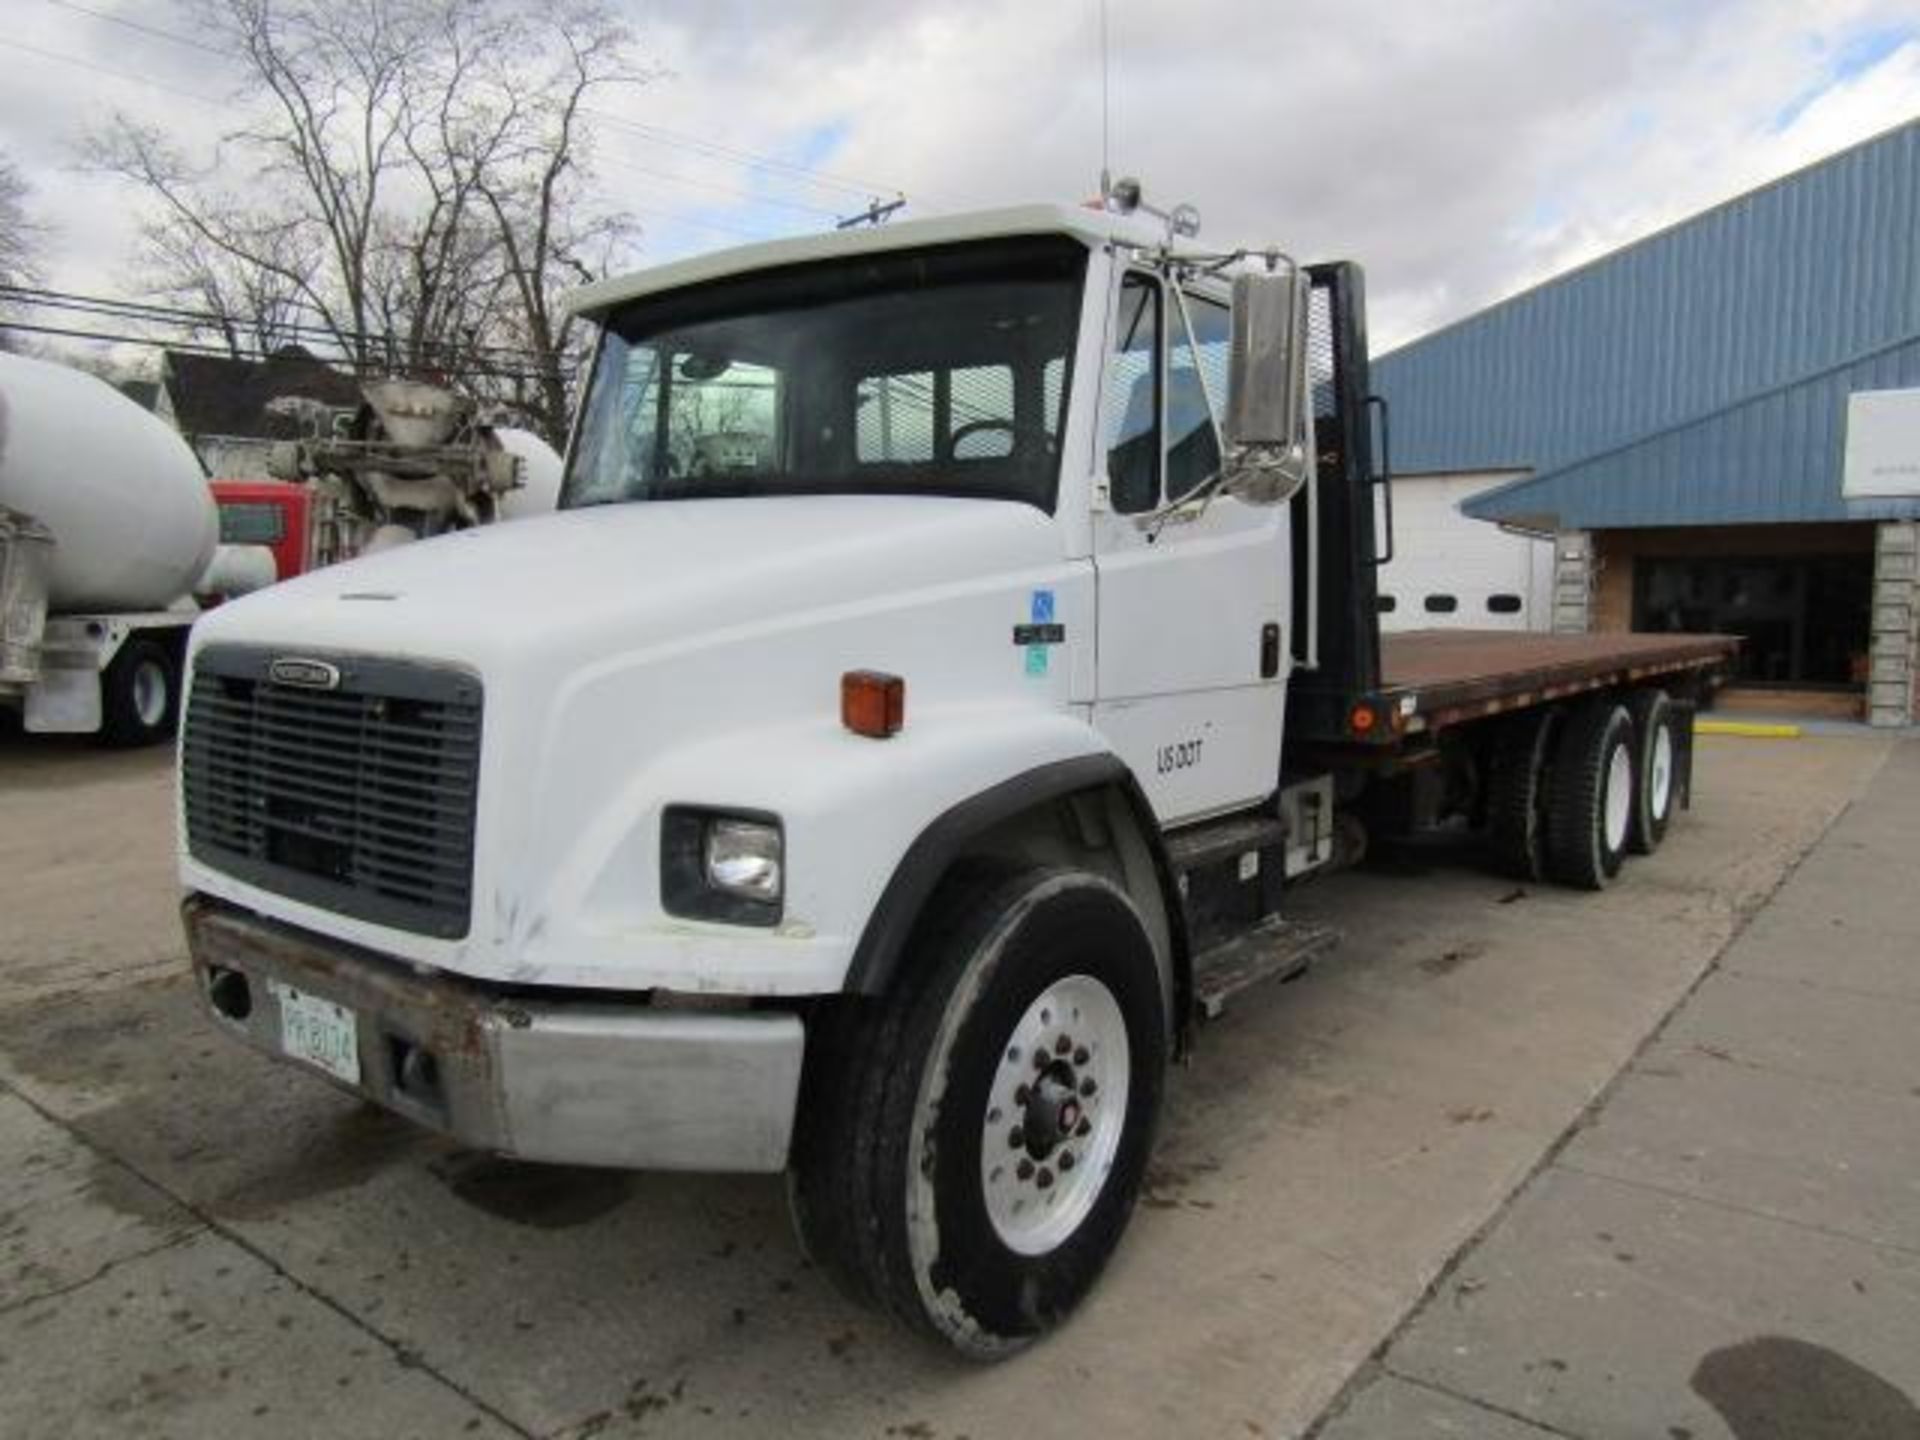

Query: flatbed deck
left=1378, top=629, right=1739, bottom=736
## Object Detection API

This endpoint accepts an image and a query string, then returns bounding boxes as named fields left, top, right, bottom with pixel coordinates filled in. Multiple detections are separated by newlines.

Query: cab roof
left=563, top=202, right=1187, bottom=319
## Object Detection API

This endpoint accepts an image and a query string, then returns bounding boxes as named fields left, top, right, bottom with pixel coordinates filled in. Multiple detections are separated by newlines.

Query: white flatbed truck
left=178, top=199, right=1735, bottom=1355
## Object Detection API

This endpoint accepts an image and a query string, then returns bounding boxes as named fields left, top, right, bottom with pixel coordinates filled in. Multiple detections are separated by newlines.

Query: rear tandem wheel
left=1543, top=697, right=1637, bottom=891
left=1485, top=707, right=1563, bottom=882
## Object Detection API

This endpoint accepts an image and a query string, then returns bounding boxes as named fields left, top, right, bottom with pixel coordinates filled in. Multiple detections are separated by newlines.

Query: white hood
left=195, top=494, right=1061, bottom=667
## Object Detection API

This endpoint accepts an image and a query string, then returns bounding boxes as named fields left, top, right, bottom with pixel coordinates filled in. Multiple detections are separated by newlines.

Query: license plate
left=271, top=982, right=361, bottom=1084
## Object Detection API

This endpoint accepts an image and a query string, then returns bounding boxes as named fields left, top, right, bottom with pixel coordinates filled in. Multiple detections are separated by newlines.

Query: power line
left=0, top=318, right=562, bottom=387
left=590, top=150, right=843, bottom=221
left=0, top=35, right=218, bottom=104
left=583, top=110, right=903, bottom=203
left=36, top=0, right=913, bottom=213
left=1, top=285, right=557, bottom=366
left=4, top=33, right=850, bottom=246
left=38, top=0, right=233, bottom=57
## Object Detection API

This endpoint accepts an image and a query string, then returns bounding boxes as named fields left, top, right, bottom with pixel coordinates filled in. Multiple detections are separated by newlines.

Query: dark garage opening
left=1634, top=555, right=1870, bottom=687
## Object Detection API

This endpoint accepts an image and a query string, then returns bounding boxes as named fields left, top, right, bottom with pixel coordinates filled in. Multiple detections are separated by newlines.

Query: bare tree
left=89, top=0, right=645, bottom=442
left=1, top=149, right=48, bottom=351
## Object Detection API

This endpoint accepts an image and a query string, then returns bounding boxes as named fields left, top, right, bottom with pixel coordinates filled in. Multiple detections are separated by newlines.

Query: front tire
left=790, top=865, right=1167, bottom=1358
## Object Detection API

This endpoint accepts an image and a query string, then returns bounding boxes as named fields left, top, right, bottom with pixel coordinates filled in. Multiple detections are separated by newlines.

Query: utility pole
left=835, top=195, right=907, bottom=230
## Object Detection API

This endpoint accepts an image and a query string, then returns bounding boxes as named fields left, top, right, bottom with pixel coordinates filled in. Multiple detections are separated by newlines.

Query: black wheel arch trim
left=842, top=753, right=1191, bottom=1024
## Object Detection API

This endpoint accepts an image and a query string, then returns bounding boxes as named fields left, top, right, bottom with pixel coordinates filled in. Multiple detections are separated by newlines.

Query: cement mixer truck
left=1, top=351, right=220, bottom=745
left=1, top=354, right=561, bottom=746
left=263, top=378, right=561, bottom=564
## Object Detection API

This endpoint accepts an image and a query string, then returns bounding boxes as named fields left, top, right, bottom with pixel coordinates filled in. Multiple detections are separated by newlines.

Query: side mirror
left=1222, top=270, right=1311, bottom=503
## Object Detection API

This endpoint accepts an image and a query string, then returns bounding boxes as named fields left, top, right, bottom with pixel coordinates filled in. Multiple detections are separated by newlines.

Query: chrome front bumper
left=182, top=897, right=804, bottom=1172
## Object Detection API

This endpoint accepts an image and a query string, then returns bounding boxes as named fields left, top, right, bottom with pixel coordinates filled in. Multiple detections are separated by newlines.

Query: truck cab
left=178, top=200, right=1725, bottom=1355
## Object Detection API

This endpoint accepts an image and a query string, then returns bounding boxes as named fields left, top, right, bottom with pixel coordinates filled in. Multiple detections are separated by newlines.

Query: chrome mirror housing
left=1222, top=269, right=1311, bottom=504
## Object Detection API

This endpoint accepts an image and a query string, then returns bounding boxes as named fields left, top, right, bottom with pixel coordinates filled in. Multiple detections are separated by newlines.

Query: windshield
left=562, top=236, right=1088, bottom=512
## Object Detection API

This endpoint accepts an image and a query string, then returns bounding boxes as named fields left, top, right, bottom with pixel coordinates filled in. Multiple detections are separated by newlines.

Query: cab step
left=1191, top=916, right=1341, bottom=1020
left=1165, top=814, right=1288, bottom=875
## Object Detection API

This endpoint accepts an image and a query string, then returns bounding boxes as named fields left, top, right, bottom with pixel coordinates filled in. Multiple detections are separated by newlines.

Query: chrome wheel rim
left=132, top=660, right=168, bottom=728
left=1649, top=724, right=1674, bottom=820
left=1605, top=742, right=1633, bottom=852
left=980, top=974, right=1130, bottom=1257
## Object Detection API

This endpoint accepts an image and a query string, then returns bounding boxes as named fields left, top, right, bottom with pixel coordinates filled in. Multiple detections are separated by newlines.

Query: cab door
left=1090, top=269, right=1290, bottom=824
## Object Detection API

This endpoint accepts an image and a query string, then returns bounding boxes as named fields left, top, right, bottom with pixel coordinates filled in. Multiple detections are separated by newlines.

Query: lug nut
left=1074, top=1046, right=1090, bottom=1065
left=1059, top=1151, right=1075, bottom=1171
left=1055, top=1034, right=1073, bottom=1055
left=1014, top=1084, right=1030, bottom=1106
left=1080, top=1078, right=1097, bottom=1097
left=1017, top=1159, right=1034, bottom=1181
left=1009, top=1126, right=1025, bottom=1149
left=1077, top=1118, right=1092, bottom=1138
left=1036, top=1168, right=1054, bottom=1190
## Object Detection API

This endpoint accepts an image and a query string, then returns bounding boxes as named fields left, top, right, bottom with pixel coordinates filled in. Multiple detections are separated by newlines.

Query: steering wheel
left=950, top=418, right=1051, bottom=460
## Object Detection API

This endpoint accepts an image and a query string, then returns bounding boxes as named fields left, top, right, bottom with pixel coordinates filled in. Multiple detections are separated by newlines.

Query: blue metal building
left=1374, top=118, right=1920, bottom=719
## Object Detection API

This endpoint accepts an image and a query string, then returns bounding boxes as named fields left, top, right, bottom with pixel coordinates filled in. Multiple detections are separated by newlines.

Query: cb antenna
left=1097, top=0, right=1113, bottom=203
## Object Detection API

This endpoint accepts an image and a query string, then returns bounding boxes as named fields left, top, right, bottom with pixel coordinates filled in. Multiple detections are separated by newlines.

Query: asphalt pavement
left=0, top=730, right=1908, bottom=1438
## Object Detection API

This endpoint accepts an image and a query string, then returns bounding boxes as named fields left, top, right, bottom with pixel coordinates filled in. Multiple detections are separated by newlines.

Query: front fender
left=513, top=702, right=1122, bottom=995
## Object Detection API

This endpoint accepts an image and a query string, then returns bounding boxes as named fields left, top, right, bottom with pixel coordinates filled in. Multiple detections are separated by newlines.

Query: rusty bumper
left=182, top=896, right=804, bottom=1173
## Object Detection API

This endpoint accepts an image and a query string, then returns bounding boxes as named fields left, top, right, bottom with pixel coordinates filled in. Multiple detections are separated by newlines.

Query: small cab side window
left=1425, top=594, right=1458, bottom=614
left=1487, top=593, right=1523, bottom=615
left=1105, top=273, right=1160, bottom=514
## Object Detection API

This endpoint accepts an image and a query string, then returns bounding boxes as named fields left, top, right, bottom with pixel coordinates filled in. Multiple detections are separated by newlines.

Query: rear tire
left=1626, top=689, right=1676, bottom=855
left=789, top=865, right=1167, bottom=1358
left=1544, top=698, right=1635, bottom=890
left=97, top=637, right=180, bottom=747
left=1486, top=708, right=1561, bottom=881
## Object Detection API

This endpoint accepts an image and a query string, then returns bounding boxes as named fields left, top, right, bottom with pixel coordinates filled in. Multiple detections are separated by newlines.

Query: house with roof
left=1375, top=118, right=1920, bottom=725
left=156, top=345, right=362, bottom=480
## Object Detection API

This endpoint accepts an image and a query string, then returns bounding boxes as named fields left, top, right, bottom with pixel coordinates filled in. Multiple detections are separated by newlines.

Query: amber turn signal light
left=842, top=670, right=905, bottom=739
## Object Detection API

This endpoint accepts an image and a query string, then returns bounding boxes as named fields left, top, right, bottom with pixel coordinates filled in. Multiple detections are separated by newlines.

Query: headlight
left=706, top=819, right=783, bottom=902
left=661, top=807, right=783, bottom=926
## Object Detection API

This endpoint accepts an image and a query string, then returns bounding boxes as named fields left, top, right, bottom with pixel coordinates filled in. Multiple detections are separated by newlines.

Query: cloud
left=6, top=0, right=1918, bottom=359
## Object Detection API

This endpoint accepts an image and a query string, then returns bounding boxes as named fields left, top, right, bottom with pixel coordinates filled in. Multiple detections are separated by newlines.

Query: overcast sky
left=3, top=0, right=1917, bottom=357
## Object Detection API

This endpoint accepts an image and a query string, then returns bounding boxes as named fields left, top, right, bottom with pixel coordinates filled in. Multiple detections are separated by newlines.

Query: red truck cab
left=209, top=480, right=312, bottom=584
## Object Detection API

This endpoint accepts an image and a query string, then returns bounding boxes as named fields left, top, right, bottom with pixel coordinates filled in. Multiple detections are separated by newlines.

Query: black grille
left=182, top=646, right=482, bottom=938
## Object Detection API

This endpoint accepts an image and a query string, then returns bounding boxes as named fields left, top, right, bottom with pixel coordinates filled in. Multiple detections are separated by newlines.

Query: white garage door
left=1376, top=471, right=1552, bottom=632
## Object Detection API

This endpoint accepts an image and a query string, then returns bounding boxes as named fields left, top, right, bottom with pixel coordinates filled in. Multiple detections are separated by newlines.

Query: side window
left=218, top=501, right=287, bottom=545
left=856, top=372, right=936, bottom=462
left=1167, top=292, right=1229, bottom=501
left=1487, top=594, right=1523, bottom=615
left=1105, top=273, right=1160, bottom=514
left=1425, top=594, right=1459, bottom=614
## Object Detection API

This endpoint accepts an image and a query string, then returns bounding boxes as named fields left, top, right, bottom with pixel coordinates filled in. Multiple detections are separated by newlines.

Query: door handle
left=1261, top=622, right=1282, bottom=678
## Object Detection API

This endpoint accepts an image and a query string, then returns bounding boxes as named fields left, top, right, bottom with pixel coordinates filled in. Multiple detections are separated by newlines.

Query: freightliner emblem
left=268, top=657, right=342, bottom=690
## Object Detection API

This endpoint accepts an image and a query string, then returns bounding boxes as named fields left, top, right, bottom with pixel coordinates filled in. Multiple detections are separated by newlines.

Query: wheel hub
left=1023, top=1068, right=1082, bottom=1154
left=981, top=974, right=1130, bottom=1257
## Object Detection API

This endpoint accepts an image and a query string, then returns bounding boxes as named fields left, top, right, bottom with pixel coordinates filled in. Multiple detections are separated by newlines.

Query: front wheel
left=790, top=865, right=1167, bottom=1358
